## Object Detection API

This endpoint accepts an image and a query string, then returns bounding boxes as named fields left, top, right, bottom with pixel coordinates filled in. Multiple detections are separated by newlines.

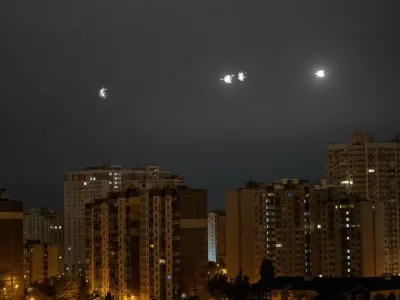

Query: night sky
left=2, top=1, right=400, bottom=210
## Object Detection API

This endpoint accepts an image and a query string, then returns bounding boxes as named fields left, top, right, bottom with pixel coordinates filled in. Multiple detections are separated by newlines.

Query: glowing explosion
left=221, top=74, right=234, bottom=84
left=315, top=70, right=325, bottom=78
left=238, top=71, right=247, bottom=82
left=99, top=87, right=108, bottom=99
left=221, top=71, right=247, bottom=84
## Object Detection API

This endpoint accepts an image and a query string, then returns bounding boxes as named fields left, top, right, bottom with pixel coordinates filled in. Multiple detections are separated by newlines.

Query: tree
left=374, top=294, right=385, bottom=300
left=386, top=293, right=397, bottom=300
left=259, top=259, right=275, bottom=284
left=208, top=272, right=229, bottom=296
left=55, top=277, right=79, bottom=300
left=259, top=259, right=275, bottom=300
left=232, top=269, right=250, bottom=300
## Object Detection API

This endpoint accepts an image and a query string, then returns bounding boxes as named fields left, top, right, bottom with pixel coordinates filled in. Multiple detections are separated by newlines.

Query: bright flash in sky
left=315, top=70, right=325, bottom=78
left=99, top=87, right=108, bottom=99
left=238, top=71, right=247, bottom=82
left=221, top=74, right=234, bottom=84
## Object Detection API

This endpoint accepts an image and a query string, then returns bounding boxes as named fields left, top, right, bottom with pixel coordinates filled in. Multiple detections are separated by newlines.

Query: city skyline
left=2, top=1, right=400, bottom=210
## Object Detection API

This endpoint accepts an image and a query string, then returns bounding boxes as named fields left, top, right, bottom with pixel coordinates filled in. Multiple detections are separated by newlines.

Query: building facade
left=226, top=178, right=385, bottom=280
left=309, top=188, right=385, bottom=277
left=225, top=181, right=267, bottom=283
left=263, top=179, right=313, bottom=277
left=23, top=206, right=64, bottom=271
left=207, top=210, right=226, bottom=264
left=0, top=189, right=24, bottom=299
left=65, top=163, right=183, bottom=277
left=326, top=132, right=400, bottom=274
left=24, top=241, right=60, bottom=286
left=85, top=187, right=208, bottom=300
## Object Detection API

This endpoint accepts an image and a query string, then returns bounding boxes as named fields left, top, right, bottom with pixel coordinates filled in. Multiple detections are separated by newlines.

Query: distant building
left=65, top=163, right=184, bottom=277
left=207, top=210, right=226, bottom=264
left=24, top=240, right=60, bottom=286
left=326, top=132, right=400, bottom=274
left=0, top=189, right=24, bottom=299
left=23, top=206, right=63, bottom=267
left=85, top=186, right=208, bottom=300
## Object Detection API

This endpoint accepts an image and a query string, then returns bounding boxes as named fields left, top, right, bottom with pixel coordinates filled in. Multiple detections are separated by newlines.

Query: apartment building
left=65, top=163, right=183, bottom=277
left=226, top=178, right=384, bottom=280
left=309, top=188, right=385, bottom=277
left=23, top=206, right=64, bottom=269
left=225, top=181, right=267, bottom=283
left=24, top=240, right=60, bottom=286
left=326, top=132, right=400, bottom=274
left=264, top=179, right=313, bottom=277
left=0, top=189, right=24, bottom=299
left=207, top=210, right=226, bottom=264
left=85, top=187, right=208, bottom=300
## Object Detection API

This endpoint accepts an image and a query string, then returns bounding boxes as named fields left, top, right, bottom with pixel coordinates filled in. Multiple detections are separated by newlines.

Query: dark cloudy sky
left=1, top=1, right=399, bottom=209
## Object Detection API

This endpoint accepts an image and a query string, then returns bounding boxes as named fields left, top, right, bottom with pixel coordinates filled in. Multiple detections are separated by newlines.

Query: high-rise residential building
left=225, top=181, right=267, bottom=283
left=226, top=178, right=385, bottom=280
left=207, top=210, right=226, bottom=264
left=65, top=163, right=183, bottom=277
left=24, top=240, right=61, bottom=287
left=326, top=132, right=400, bottom=274
left=23, top=206, right=64, bottom=246
left=263, top=179, right=313, bottom=277
left=85, top=187, right=208, bottom=300
left=309, top=188, right=385, bottom=277
left=23, top=206, right=64, bottom=277
left=0, top=189, right=24, bottom=299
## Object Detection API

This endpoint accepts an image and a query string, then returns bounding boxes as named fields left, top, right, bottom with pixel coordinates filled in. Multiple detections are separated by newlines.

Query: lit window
left=109, top=172, right=112, bottom=176
left=347, top=269, right=351, bottom=272
left=276, top=244, right=282, bottom=248
left=109, top=181, right=112, bottom=184
left=349, top=181, right=353, bottom=185
left=346, top=211, right=349, bottom=215
left=346, top=218, right=349, bottom=221
left=347, top=249, right=350, bottom=253
left=368, top=169, right=375, bottom=173
left=347, top=256, right=350, bottom=259
left=317, top=224, right=321, bottom=229
left=168, top=275, right=171, bottom=280
left=347, top=236, right=350, bottom=240
left=346, top=224, right=350, bottom=228
left=84, top=182, right=87, bottom=186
